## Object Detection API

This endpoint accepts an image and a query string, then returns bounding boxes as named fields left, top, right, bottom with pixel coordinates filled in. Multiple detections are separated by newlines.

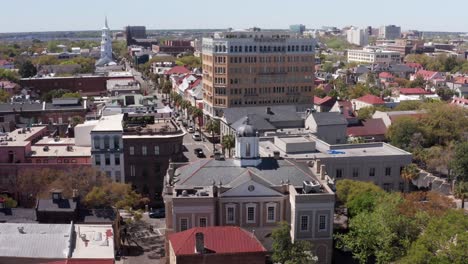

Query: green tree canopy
left=386, top=116, right=424, bottom=150
left=451, top=141, right=468, bottom=182
left=272, top=222, right=318, bottom=264
left=18, top=60, right=37, bottom=78
left=84, top=183, right=142, bottom=209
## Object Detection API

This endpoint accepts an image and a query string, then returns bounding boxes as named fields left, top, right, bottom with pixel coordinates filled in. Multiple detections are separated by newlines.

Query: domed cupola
left=234, top=116, right=261, bottom=167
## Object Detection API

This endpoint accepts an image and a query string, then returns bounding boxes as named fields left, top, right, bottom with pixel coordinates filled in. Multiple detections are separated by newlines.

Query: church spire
left=105, top=16, right=108, bottom=29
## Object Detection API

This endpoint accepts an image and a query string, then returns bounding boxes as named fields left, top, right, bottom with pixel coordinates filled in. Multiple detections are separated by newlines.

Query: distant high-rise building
left=95, top=17, right=115, bottom=67
left=289, top=24, right=306, bottom=34
left=347, top=27, right=369, bottom=46
left=125, top=26, right=147, bottom=45
left=202, top=29, right=315, bottom=117
left=379, top=25, right=401, bottom=40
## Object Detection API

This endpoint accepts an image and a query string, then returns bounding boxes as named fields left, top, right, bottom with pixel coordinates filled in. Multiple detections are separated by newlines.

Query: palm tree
left=401, top=163, right=419, bottom=192
left=191, top=107, right=203, bottom=130
left=454, top=181, right=467, bottom=209
left=162, top=81, right=172, bottom=100
left=222, top=134, right=235, bottom=158
left=205, top=119, right=220, bottom=135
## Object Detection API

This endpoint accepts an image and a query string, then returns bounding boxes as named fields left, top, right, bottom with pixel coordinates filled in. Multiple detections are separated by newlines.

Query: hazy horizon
left=2, top=0, right=467, bottom=33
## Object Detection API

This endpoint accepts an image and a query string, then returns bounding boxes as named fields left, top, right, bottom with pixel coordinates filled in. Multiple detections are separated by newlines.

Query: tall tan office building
left=202, top=29, right=316, bottom=117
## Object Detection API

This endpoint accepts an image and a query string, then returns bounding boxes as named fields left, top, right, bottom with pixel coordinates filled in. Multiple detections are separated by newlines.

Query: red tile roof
left=355, top=94, right=385, bottom=105
left=169, top=226, right=266, bottom=256
left=398, top=88, right=432, bottom=95
left=314, top=96, right=334, bottom=105
left=451, top=97, right=468, bottom=105
left=454, top=76, right=468, bottom=84
left=415, top=70, right=439, bottom=80
left=406, top=62, right=423, bottom=69
left=379, top=72, right=394, bottom=79
left=347, top=118, right=387, bottom=137
left=165, top=66, right=191, bottom=75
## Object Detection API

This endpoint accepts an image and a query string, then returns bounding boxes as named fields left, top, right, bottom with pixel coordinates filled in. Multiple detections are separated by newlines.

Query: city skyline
left=2, top=0, right=468, bottom=33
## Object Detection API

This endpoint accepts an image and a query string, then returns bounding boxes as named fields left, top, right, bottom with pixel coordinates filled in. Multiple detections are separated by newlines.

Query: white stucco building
left=347, top=46, right=401, bottom=64
left=347, top=27, right=369, bottom=46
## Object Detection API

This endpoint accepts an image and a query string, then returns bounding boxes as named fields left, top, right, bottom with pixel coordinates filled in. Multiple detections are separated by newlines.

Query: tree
left=18, top=60, right=37, bottom=78
left=272, top=222, right=318, bottom=264
left=335, top=179, right=385, bottom=210
left=400, top=210, right=468, bottom=264
left=356, top=106, right=375, bottom=121
left=409, top=75, right=425, bottom=88
left=451, top=141, right=468, bottom=182
left=394, top=100, right=422, bottom=111
left=386, top=116, right=424, bottom=150
left=0, top=195, right=17, bottom=208
left=162, top=81, right=172, bottom=99
left=336, top=193, right=420, bottom=264
left=453, top=181, right=468, bottom=209
left=0, top=68, right=20, bottom=82
left=222, top=134, right=235, bottom=157
left=0, top=89, right=10, bottom=102
left=175, top=55, right=201, bottom=68
left=70, top=115, right=84, bottom=127
left=401, top=163, right=420, bottom=184
left=436, top=87, right=455, bottom=101
left=322, top=62, right=334, bottom=73
left=191, top=107, right=203, bottom=129
left=205, top=119, right=220, bottom=135
left=84, top=183, right=142, bottom=209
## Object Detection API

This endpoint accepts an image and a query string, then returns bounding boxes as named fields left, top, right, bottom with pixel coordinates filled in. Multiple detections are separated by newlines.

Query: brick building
left=123, top=117, right=185, bottom=204
left=152, top=40, right=194, bottom=56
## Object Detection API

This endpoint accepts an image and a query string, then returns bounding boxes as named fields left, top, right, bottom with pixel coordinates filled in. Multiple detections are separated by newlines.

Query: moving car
left=192, top=133, right=201, bottom=141
left=193, top=148, right=204, bottom=158
left=187, top=126, right=194, bottom=133
left=149, top=208, right=165, bottom=218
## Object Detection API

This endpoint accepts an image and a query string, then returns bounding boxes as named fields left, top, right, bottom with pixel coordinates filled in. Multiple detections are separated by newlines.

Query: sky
left=1, top=0, right=467, bottom=33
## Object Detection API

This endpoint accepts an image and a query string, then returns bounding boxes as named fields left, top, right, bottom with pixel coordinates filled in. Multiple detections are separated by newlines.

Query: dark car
left=149, top=208, right=165, bottom=218
left=193, top=148, right=204, bottom=158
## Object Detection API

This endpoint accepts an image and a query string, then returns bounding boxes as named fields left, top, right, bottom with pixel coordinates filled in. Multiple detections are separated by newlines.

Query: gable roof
left=314, top=96, right=335, bottom=106
left=379, top=72, right=394, bottom=78
left=311, top=112, right=348, bottom=126
left=415, top=70, right=439, bottom=80
left=169, top=226, right=266, bottom=256
left=164, top=66, right=191, bottom=75
left=175, top=158, right=318, bottom=188
left=399, top=87, right=432, bottom=95
left=347, top=118, right=387, bottom=137
left=354, top=94, right=385, bottom=105
left=36, top=198, right=77, bottom=212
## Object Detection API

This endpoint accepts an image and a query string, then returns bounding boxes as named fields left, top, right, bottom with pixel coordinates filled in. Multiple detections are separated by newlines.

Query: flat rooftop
left=35, top=137, right=75, bottom=146
left=31, top=145, right=91, bottom=157
left=0, top=126, right=46, bottom=147
left=72, top=224, right=114, bottom=259
left=260, top=136, right=411, bottom=159
left=92, top=114, right=124, bottom=132
left=0, top=223, right=72, bottom=259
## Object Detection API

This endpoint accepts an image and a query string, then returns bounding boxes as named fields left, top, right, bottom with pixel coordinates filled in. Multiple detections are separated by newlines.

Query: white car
left=192, top=133, right=201, bottom=141
left=187, top=127, right=195, bottom=133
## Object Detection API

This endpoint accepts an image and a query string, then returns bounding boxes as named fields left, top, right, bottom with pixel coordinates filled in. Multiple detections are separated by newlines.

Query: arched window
left=245, top=142, right=251, bottom=157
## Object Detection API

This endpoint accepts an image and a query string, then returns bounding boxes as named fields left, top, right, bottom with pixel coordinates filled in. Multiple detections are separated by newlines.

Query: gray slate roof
left=224, top=105, right=303, bottom=124
left=0, top=102, right=86, bottom=113
left=174, top=158, right=317, bottom=188
left=311, top=112, right=348, bottom=126
left=0, top=208, right=36, bottom=223
left=36, top=198, right=77, bottom=212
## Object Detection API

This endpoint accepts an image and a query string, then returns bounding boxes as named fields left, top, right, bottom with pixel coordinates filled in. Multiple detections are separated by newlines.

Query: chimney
left=352, top=102, right=356, bottom=111
left=320, top=165, right=326, bottom=180
left=195, top=232, right=204, bottom=254
left=339, top=105, right=344, bottom=114
left=273, top=151, right=280, bottom=160
left=316, top=159, right=321, bottom=174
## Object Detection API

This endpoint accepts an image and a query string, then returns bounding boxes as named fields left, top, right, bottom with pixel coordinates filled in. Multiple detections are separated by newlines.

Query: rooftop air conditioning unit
left=303, top=180, right=321, bottom=194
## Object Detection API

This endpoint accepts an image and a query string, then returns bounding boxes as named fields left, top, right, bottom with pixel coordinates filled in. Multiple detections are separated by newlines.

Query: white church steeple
left=234, top=116, right=261, bottom=167
left=95, top=17, right=115, bottom=67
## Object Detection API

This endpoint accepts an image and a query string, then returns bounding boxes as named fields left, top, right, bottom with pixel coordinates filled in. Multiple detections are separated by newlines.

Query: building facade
left=347, top=27, right=369, bottom=46
left=123, top=117, right=184, bottom=203
left=201, top=29, right=315, bottom=117
left=90, top=114, right=125, bottom=182
left=347, top=47, right=401, bottom=64
left=379, top=25, right=401, bottom=40
left=164, top=120, right=335, bottom=264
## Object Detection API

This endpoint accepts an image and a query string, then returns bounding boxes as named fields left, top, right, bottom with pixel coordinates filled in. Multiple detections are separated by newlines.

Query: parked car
left=193, top=148, right=204, bottom=158
left=149, top=208, right=165, bottom=218
left=192, top=133, right=201, bottom=141
left=187, top=126, right=194, bottom=133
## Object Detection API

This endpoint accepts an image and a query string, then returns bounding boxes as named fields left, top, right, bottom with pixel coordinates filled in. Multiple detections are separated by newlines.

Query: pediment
left=220, top=179, right=283, bottom=197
